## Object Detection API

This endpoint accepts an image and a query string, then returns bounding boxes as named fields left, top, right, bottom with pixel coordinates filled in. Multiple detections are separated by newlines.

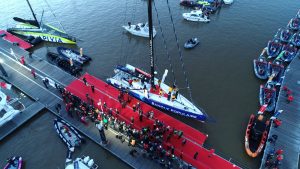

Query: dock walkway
left=260, top=58, right=300, bottom=169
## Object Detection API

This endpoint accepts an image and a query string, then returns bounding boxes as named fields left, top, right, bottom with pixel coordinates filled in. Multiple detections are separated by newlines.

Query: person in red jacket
left=273, top=118, right=282, bottom=128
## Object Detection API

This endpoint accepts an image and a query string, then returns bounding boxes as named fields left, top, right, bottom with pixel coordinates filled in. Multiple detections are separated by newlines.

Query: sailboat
left=107, top=0, right=207, bottom=121
left=7, top=0, right=76, bottom=44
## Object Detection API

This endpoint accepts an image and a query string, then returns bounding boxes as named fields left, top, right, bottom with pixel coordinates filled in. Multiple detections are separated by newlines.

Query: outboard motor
left=87, top=159, right=94, bottom=167
left=83, top=156, right=90, bottom=164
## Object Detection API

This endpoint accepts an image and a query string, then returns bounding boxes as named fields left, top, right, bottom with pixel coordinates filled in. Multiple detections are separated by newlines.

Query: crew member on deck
left=159, top=89, right=163, bottom=97
left=167, top=91, right=171, bottom=101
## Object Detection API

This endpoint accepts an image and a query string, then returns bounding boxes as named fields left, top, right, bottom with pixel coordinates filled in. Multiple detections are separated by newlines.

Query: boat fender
left=83, top=156, right=90, bottom=163
left=87, top=159, right=94, bottom=167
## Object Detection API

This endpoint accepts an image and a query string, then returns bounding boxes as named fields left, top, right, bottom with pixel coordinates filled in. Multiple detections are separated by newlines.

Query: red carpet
left=66, top=73, right=240, bottom=169
left=0, top=30, right=32, bottom=50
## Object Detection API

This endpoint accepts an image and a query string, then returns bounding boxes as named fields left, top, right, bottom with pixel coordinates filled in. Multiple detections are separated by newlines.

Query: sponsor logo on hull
left=150, top=100, right=200, bottom=120
left=40, top=35, right=63, bottom=43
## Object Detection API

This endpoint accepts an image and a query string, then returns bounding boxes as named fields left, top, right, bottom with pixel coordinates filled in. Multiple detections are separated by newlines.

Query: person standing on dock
left=139, top=110, right=143, bottom=122
left=96, top=120, right=108, bottom=145
left=43, top=78, right=49, bottom=89
left=193, top=152, right=198, bottom=160
left=31, top=68, right=36, bottom=79
left=273, top=118, right=282, bottom=128
left=20, top=56, right=25, bottom=65
left=56, top=103, right=62, bottom=115
left=91, top=85, right=95, bottom=93
left=83, top=77, right=87, bottom=86
left=132, top=104, right=136, bottom=112
left=287, top=95, right=294, bottom=103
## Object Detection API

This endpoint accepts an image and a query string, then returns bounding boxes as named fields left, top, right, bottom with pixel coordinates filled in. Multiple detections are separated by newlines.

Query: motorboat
left=184, top=37, right=200, bottom=49
left=245, top=105, right=269, bottom=158
left=47, top=52, right=82, bottom=76
left=107, top=64, right=207, bottom=121
left=223, top=0, right=234, bottom=5
left=7, top=0, right=76, bottom=44
left=54, top=118, right=84, bottom=152
left=180, top=0, right=217, bottom=13
left=182, top=10, right=210, bottom=22
left=266, top=39, right=282, bottom=58
left=277, top=44, right=298, bottom=62
left=259, top=82, right=276, bottom=112
left=180, top=0, right=203, bottom=8
left=291, top=32, right=300, bottom=47
left=0, top=90, right=22, bottom=127
left=196, top=0, right=211, bottom=6
left=253, top=50, right=270, bottom=80
left=122, top=23, right=157, bottom=38
left=65, top=151, right=98, bottom=169
left=3, top=156, right=23, bottom=169
left=279, top=29, right=293, bottom=43
left=287, top=18, right=300, bottom=31
left=57, top=47, right=91, bottom=66
left=268, top=60, right=285, bottom=86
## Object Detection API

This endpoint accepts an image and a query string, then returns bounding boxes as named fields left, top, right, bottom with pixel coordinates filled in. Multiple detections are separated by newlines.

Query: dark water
left=1, top=0, right=300, bottom=168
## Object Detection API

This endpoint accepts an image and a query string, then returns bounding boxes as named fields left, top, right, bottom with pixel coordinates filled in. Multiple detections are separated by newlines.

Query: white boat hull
left=0, top=91, right=21, bottom=127
left=223, top=0, right=233, bottom=4
left=182, top=13, right=210, bottom=22
left=122, top=23, right=157, bottom=38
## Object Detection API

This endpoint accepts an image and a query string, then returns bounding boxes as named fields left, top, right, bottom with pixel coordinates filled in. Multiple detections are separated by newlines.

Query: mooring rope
left=43, top=0, right=67, bottom=32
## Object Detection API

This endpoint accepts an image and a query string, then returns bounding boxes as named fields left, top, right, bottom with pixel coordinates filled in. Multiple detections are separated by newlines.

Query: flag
left=0, top=82, right=12, bottom=90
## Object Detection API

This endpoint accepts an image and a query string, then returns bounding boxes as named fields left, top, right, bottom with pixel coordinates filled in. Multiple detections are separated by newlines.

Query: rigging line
left=120, top=0, right=129, bottom=65
left=153, top=0, right=176, bottom=84
left=165, top=0, right=194, bottom=104
left=43, top=0, right=66, bottom=32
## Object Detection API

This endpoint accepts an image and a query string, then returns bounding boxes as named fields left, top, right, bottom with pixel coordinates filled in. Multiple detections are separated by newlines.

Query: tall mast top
left=148, top=0, right=155, bottom=87
left=26, top=0, right=40, bottom=28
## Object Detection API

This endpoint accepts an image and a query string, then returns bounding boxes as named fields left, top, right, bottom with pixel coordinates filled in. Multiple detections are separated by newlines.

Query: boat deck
left=260, top=58, right=300, bottom=169
left=0, top=31, right=240, bottom=169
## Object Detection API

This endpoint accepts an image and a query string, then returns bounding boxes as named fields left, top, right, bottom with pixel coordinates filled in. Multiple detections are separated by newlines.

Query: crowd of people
left=264, top=148, right=284, bottom=169
left=60, top=86, right=194, bottom=169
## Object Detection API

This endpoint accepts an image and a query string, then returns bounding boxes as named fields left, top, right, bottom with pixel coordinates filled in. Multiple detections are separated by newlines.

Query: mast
left=26, top=0, right=40, bottom=28
left=148, top=0, right=155, bottom=87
